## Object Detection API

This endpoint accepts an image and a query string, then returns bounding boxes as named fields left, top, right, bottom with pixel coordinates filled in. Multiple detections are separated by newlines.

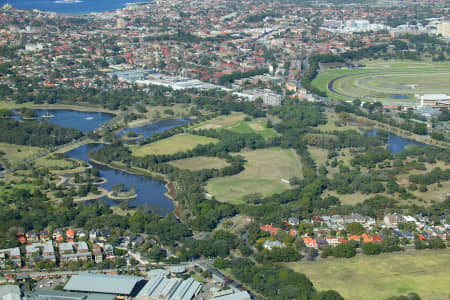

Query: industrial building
left=236, top=89, right=282, bottom=106
left=420, top=94, right=450, bottom=109
left=26, top=290, right=116, bottom=300
left=0, top=285, right=21, bottom=300
left=136, top=274, right=202, bottom=300
left=135, top=74, right=222, bottom=91
left=63, top=273, right=145, bottom=297
left=62, top=270, right=203, bottom=300
left=209, top=291, right=251, bottom=300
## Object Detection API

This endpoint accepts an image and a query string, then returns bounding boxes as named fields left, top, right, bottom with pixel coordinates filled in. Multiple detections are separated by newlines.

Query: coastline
left=7, top=1, right=151, bottom=15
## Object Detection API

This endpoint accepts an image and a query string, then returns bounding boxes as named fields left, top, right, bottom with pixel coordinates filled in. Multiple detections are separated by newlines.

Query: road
left=199, top=262, right=261, bottom=300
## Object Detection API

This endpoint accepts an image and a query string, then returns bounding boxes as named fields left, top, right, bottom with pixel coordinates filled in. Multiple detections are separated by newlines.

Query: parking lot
left=34, top=277, right=67, bottom=290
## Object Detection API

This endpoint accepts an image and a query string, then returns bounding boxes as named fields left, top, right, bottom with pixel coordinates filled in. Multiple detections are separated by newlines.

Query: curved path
left=327, top=72, right=377, bottom=98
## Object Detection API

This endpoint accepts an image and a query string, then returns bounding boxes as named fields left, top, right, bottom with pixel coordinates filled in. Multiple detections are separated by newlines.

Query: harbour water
left=1, top=0, right=148, bottom=14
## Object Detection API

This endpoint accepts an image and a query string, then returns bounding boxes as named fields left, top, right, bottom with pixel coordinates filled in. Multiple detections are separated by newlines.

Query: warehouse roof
left=26, top=290, right=116, bottom=300
left=64, top=273, right=144, bottom=295
left=0, top=285, right=21, bottom=300
left=211, top=291, right=251, bottom=300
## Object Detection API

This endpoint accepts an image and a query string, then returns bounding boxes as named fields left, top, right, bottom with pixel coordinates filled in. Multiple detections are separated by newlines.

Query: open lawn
left=192, top=112, right=278, bottom=139
left=168, top=156, right=230, bottom=171
left=287, top=249, right=450, bottom=300
left=35, top=156, right=77, bottom=169
left=317, top=112, right=374, bottom=133
left=0, top=182, right=35, bottom=198
left=193, top=112, right=246, bottom=130
left=205, top=147, right=303, bottom=204
left=127, top=104, right=195, bottom=127
left=0, top=143, right=41, bottom=168
left=407, top=181, right=450, bottom=206
left=308, top=146, right=328, bottom=167
left=312, top=60, right=450, bottom=104
left=131, top=134, right=219, bottom=156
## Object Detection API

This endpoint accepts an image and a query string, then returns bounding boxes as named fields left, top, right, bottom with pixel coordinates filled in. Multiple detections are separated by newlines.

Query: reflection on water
left=365, top=129, right=427, bottom=154
left=66, top=143, right=173, bottom=214
left=117, top=118, right=190, bottom=141
left=12, top=109, right=114, bottom=133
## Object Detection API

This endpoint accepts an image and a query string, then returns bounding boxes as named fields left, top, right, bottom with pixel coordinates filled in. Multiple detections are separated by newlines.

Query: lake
left=365, top=129, right=428, bottom=154
left=66, top=143, right=173, bottom=214
left=117, top=118, right=190, bottom=140
left=2, top=0, right=149, bottom=14
left=12, top=109, right=115, bottom=133
left=13, top=108, right=187, bottom=214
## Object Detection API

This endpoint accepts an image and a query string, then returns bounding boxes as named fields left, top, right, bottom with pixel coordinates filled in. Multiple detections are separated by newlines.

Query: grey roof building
left=0, top=285, right=21, bottom=300
left=26, top=290, right=115, bottom=300
left=64, top=273, right=144, bottom=296
left=209, top=291, right=251, bottom=300
left=136, top=271, right=202, bottom=300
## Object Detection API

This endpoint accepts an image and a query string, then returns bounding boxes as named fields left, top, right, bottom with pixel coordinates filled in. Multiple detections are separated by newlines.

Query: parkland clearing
left=287, top=249, right=450, bottom=300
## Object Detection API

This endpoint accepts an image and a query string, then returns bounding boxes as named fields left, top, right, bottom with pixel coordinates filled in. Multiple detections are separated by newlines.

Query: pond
left=389, top=94, right=410, bottom=99
left=365, top=130, right=428, bottom=154
left=66, top=143, right=173, bottom=214
left=117, top=118, right=190, bottom=140
left=11, top=109, right=115, bottom=133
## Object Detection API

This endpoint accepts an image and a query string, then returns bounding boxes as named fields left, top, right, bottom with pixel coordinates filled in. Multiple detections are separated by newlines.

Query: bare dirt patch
left=249, top=123, right=264, bottom=131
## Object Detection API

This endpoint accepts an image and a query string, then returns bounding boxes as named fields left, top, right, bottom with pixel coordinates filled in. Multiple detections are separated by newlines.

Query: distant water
left=1, top=0, right=148, bottom=14
left=118, top=118, right=190, bottom=141
left=365, top=129, right=427, bottom=154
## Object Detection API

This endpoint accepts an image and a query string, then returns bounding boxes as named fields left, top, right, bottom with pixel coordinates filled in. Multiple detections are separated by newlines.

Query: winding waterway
left=11, top=108, right=183, bottom=214
left=66, top=143, right=173, bottom=214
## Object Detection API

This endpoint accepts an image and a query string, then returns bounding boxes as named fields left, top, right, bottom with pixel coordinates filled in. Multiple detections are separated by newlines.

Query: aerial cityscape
left=0, top=0, right=448, bottom=299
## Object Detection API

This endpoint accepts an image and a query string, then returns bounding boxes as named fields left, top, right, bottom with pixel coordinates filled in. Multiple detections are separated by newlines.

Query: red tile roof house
left=303, top=237, right=318, bottom=249
left=260, top=224, right=280, bottom=236
left=371, top=235, right=383, bottom=242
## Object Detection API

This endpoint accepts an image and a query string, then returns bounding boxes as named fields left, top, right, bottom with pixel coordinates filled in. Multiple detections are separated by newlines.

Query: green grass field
left=287, top=249, right=450, bottom=300
left=312, top=60, right=450, bottom=104
left=127, top=103, right=195, bottom=127
left=168, top=156, right=230, bottom=170
left=192, top=112, right=278, bottom=139
left=0, top=143, right=41, bottom=167
left=35, top=156, right=77, bottom=169
left=0, top=182, right=35, bottom=198
left=131, top=134, right=219, bottom=156
left=205, top=147, right=303, bottom=204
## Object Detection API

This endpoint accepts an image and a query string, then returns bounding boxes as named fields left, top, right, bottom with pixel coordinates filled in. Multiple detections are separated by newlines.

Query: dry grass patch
left=286, top=249, right=450, bottom=300
left=169, top=156, right=230, bottom=171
